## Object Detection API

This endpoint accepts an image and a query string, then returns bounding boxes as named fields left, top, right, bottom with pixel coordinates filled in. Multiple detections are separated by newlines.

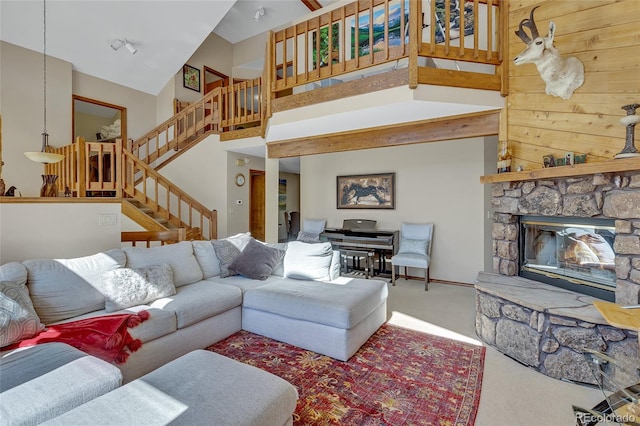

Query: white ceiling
left=0, top=0, right=335, bottom=96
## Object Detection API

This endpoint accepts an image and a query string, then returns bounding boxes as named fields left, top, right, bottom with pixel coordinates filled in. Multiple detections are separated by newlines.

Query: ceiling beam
left=300, top=0, right=323, bottom=12
left=267, top=110, right=500, bottom=158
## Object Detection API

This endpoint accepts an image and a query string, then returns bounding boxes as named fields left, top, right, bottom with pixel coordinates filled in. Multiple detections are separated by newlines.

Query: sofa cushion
left=23, top=249, right=126, bottom=324
left=0, top=262, right=28, bottom=286
left=243, top=277, right=388, bottom=329
left=124, top=241, right=203, bottom=287
left=265, top=242, right=287, bottom=277
left=192, top=240, right=221, bottom=279
left=0, top=280, right=45, bottom=347
left=206, top=275, right=283, bottom=293
left=0, top=342, right=122, bottom=425
left=56, top=306, right=178, bottom=345
left=229, top=238, right=284, bottom=281
left=150, top=281, right=242, bottom=329
left=284, top=241, right=333, bottom=281
left=101, top=264, right=176, bottom=312
left=211, top=239, right=241, bottom=278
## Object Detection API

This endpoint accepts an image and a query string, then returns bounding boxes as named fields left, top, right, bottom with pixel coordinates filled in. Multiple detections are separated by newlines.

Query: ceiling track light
left=254, top=6, right=265, bottom=21
left=111, top=38, right=137, bottom=55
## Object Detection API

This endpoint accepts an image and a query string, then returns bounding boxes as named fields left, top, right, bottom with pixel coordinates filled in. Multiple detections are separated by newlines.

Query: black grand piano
left=320, top=220, right=398, bottom=278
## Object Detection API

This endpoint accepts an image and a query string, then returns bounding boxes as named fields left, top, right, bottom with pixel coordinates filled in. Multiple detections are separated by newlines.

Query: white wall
left=72, top=71, right=156, bottom=141
left=1, top=41, right=72, bottom=197
left=302, top=137, right=489, bottom=285
left=0, top=202, right=121, bottom=263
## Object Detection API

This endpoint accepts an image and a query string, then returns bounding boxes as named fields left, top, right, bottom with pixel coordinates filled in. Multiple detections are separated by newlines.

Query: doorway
left=72, top=95, right=127, bottom=143
left=249, top=170, right=266, bottom=241
left=203, top=66, right=229, bottom=94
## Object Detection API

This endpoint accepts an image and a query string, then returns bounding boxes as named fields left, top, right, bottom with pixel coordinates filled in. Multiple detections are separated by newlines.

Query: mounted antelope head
left=513, top=7, right=584, bottom=100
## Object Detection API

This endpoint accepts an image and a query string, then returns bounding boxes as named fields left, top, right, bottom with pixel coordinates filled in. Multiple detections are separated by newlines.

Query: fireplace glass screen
left=521, top=216, right=616, bottom=299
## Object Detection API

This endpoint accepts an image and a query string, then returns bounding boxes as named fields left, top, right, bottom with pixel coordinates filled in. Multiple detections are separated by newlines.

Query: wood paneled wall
left=504, top=0, right=640, bottom=170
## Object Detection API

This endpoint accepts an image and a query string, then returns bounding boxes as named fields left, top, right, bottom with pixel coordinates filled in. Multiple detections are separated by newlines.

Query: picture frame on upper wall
left=337, top=173, right=395, bottom=209
left=183, top=64, right=200, bottom=92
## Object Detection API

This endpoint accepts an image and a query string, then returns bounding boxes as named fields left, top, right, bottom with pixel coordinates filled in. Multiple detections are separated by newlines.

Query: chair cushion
left=296, top=231, right=321, bottom=243
left=391, top=253, right=430, bottom=269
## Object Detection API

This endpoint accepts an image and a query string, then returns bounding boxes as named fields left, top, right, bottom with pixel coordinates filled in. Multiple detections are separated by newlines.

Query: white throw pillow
left=284, top=241, right=333, bottom=281
left=101, top=264, right=176, bottom=312
left=399, top=237, right=428, bottom=255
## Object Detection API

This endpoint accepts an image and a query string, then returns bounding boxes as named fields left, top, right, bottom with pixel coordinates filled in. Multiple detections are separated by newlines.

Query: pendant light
left=24, top=0, right=64, bottom=164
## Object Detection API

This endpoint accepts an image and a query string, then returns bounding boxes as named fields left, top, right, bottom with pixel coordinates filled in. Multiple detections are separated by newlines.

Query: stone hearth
left=477, top=172, right=640, bottom=388
left=476, top=272, right=637, bottom=388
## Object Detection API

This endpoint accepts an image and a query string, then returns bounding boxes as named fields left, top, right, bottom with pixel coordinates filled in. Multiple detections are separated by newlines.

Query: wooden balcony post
left=409, top=0, right=419, bottom=89
left=76, top=137, right=87, bottom=197
left=115, top=138, right=123, bottom=198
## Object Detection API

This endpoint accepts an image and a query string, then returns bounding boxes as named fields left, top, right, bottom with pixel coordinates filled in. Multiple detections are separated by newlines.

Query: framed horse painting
left=337, top=173, right=395, bottom=209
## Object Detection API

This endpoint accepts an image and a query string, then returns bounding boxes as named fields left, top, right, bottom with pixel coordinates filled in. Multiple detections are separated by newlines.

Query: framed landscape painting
left=337, top=173, right=395, bottom=209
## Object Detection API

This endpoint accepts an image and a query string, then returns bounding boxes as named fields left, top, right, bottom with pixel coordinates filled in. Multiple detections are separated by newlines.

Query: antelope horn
left=515, top=6, right=540, bottom=44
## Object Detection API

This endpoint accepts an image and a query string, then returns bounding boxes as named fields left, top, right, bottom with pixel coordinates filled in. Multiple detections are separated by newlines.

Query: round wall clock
left=235, top=173, right=246, bottom=187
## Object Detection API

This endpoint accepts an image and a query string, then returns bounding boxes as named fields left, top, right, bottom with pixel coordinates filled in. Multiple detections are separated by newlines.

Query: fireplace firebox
left=520, top=216, right=616, bottom=301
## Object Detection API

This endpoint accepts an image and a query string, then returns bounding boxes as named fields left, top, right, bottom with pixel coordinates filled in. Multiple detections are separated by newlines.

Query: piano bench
left=340, top=249, right=375, bottom=278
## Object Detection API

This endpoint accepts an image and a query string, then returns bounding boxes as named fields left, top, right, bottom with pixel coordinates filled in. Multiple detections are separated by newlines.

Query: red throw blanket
left=8, top=310, right=150, bottom=364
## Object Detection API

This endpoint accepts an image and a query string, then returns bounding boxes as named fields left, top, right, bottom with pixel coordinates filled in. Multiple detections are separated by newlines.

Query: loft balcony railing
left=265, top=0, right=502, bottom=101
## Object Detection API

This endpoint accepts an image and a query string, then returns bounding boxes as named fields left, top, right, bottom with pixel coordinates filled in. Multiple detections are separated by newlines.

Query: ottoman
left=0, top=342, right=122, bottom=425
left=42, top=350, right=298, bottom=426
left=242, top=277, right=388, bottom=361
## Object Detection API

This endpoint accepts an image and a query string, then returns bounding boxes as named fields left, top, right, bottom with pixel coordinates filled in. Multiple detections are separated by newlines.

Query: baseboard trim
left=402, top=276, right=474, bottom=288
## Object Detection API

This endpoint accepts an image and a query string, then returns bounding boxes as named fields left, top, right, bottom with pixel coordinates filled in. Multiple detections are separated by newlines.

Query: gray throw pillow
left=0, top=281, right=45, bottom=347
left=229, top=238, right=284, bottom=280
left=101, top=264, right=176, bottom=312
left=211, top=239, right=242, bottom=278
left=399, top=237, right=428, bottom=255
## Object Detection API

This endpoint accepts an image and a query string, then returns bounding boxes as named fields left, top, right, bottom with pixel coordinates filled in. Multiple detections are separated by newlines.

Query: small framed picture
left=183, top=64, right=200, bottom=92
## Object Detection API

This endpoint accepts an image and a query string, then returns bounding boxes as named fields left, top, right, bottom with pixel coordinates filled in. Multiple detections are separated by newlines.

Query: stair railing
left=129, top=89, right=221, bottom=168
left=46, top=137, right=123, bottom=197
left=121, top=147, right=217, bottom=240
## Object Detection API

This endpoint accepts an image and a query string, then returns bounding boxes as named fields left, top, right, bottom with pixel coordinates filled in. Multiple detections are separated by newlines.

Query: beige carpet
left=386, top=279, right=604, bottom=426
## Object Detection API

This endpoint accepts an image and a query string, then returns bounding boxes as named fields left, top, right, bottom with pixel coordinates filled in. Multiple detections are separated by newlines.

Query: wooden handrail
left=121, top=228, right=187, bottom=247
left=121, top=147, right=217, bottom=239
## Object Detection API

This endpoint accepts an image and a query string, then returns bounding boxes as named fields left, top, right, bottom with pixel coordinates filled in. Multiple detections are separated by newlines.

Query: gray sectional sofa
left=0, top=233, right=389, bottom=425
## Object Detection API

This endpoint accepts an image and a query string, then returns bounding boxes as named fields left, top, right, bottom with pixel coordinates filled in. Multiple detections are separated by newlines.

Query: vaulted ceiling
left=0, top=0, right=333, bottom=95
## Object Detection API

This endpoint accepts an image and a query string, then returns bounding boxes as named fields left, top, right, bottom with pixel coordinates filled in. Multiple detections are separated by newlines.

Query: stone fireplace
left=476, top=171, right=640, bottom=388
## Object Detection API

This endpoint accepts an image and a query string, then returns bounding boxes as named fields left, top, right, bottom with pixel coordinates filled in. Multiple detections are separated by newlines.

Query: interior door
left=250, top=170, right=266, bottom=241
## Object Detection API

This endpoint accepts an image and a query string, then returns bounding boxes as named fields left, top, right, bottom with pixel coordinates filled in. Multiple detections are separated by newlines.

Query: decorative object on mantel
left=615, top=103, right=640, bottom=159
left=40, top=174, right=58, bottom=197
left=0, top=178, right=4, bottom=197
left=497, top=140, right=511, bottom=173
left=4, top=186, right=19, bottom=197
left=24, top=0, right=64, bottom=166
left=513, top=6, right=584, bottom=100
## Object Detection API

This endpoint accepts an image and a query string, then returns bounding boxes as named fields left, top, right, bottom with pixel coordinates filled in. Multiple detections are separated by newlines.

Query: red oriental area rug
left=207, top=323, right=485, bottom=425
